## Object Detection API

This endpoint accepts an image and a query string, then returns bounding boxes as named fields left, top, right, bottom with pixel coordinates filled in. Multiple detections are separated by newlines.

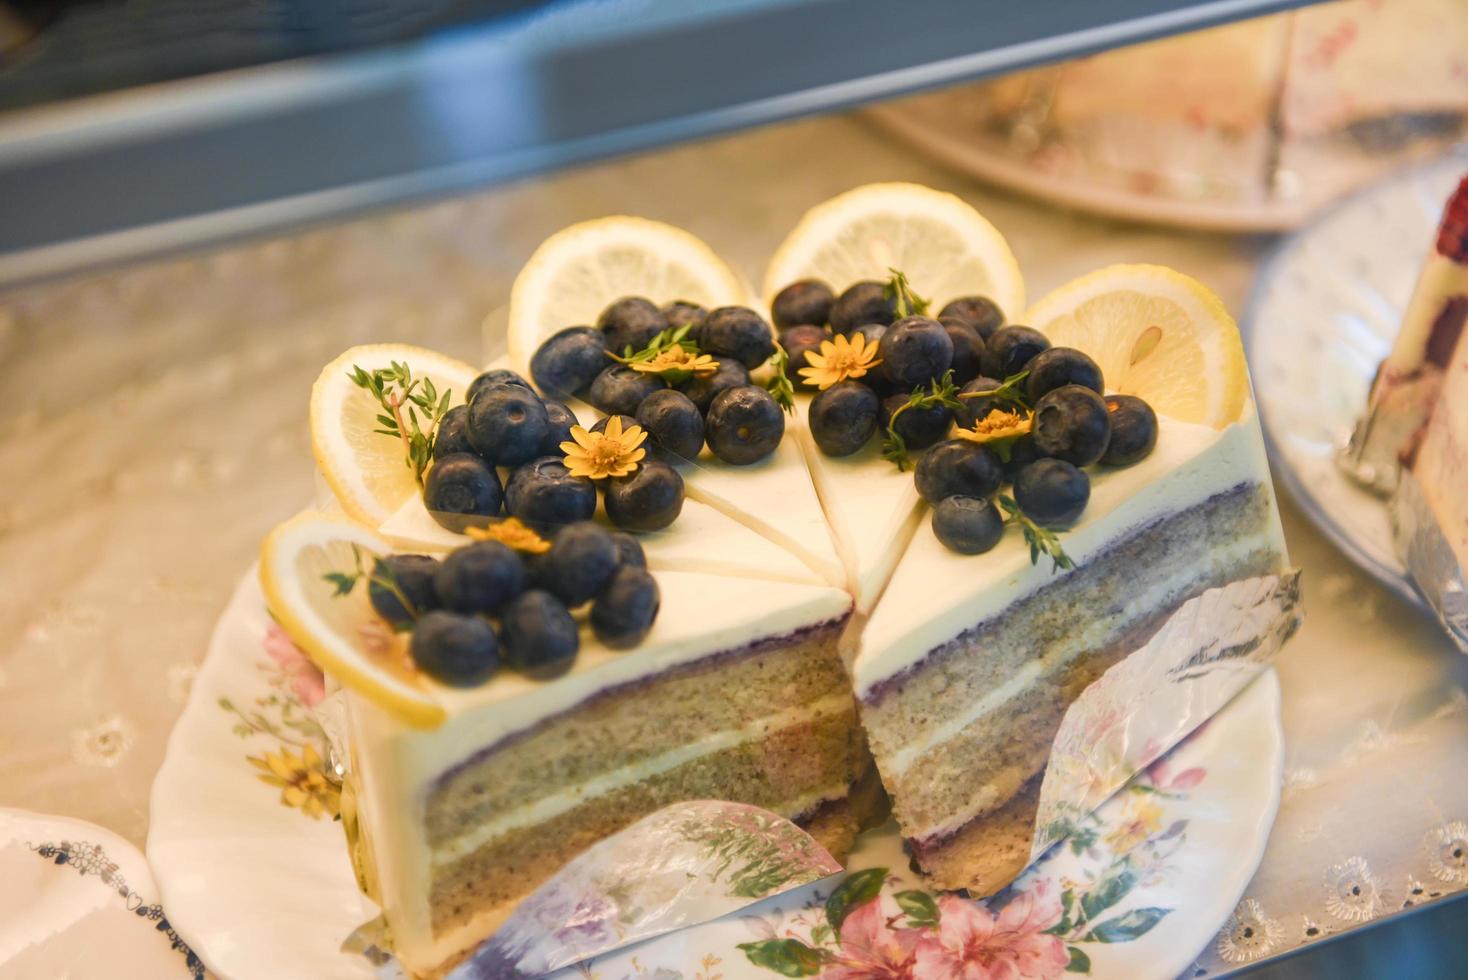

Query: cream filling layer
left=430, top=692, right=856, bottom=866
left=881, top=531, right=1277, bottom=782
left=856, top=409, right=1280, bottom=696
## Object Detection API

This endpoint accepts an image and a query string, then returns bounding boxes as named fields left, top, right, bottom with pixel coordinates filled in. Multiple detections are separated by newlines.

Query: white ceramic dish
left=149, top=567, right=1283, bottom=980
left=1245, top=150, right=1468, bottom=610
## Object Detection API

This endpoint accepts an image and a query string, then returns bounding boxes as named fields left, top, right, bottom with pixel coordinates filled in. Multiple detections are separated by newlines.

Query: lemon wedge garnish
left=260, top=513, right=446, bottom=728
left=1023, top=264, right=1248, bottom=428
left=505, top=216, right=748, bottom=377
left=763, top=182, right=1025, bottom=319
left=310, top=344, right=478, bottom=527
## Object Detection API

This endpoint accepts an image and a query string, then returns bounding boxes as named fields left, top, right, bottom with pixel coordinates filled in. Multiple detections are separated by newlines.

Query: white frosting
left=792, top=393, right=926, bottom=613
left=854, top=409, right=1277, bottom=696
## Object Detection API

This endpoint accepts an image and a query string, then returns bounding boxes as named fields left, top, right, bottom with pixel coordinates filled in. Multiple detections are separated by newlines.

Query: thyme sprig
left=349, top=361, right=452, bottom=486
left=997, top=495, right=1075, bottom=573
left=322, top=544, right=420, bottom=630
left=765, top=340, right=796, bottom=414
left=885, top=268, right=930, bottom=318
left=608, top=324, right=702, bottom=363
left=881, top=369, right=963, bottom=471
left=958, top=369, right=1033, bottom=413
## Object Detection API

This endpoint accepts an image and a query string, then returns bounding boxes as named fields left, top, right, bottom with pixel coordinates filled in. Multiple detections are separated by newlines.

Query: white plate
left=149, top=567, right=1283, bottom=980
left=1245, top=151, right=1468, bottom=610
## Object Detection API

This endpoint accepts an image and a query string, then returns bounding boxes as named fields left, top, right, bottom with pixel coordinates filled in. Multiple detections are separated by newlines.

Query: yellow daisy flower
left=248, top=744, right=341, bottom=820
left=560, top=416, right=648, bottom=480
left=628, top=344, right=720, bottom=381
left=466, top=517, right=551, bottom=554
left=953, top=408, right=1032, bottom=445
left=797, top=333, right=882, bottom=390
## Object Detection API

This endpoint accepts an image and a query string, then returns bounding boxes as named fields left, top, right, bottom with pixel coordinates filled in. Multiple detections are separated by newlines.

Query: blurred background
left=2, top=1, right=1467, bottom=976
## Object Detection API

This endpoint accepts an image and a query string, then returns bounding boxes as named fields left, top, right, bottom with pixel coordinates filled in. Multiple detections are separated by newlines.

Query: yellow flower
left=953, top=408, right=1032, bottom=444
left=248, top=744, right=341, bottom=819
left=797, top=333, right=882, bottom=390
left=466, top=517, right=550, bottom=554
left=560, top=416, right=648, bottom=479
left=628, top=344, right=720, bottom=380
left=1104, top=795, right=1164, bottom=854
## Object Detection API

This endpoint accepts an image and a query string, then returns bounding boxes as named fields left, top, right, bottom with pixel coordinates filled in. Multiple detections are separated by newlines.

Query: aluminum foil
left=1392, top=469, right=1468, bottom=651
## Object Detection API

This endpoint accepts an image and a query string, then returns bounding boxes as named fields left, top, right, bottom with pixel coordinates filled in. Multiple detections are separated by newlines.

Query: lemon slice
left=311, top=344, right=478, bottom=527
left=1023, top=264, right=1248, bottom=428
left=763, top=182, right=1025, bottom=319
left=260, top=512, right=446, bottom=728
left=505, top=217, right=749, bottom=375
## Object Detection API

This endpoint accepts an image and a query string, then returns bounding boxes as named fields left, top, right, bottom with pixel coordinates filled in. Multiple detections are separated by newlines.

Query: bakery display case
left=2, top=2, right=1465, bottom=979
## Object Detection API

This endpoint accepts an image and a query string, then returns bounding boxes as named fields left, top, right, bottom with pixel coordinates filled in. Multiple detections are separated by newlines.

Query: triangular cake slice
left=791, top=392, right=926, bottom=613
left=343, top=570, right=865, bottom=976
left=855, top=406, right=1291, bottom=893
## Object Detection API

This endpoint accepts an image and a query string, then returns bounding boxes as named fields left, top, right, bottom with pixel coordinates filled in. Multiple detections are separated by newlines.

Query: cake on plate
left=1344, top=173, right=1468, bottom=648
left=259, top=184, right=1297, bottom=977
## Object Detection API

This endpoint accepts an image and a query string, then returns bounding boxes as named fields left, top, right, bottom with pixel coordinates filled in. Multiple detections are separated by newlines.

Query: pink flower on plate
left=912, top=882, right=1070, bottom=980
left=264, top=622, right=326, bottom=707
left=822, top=900, right=921, bottom=980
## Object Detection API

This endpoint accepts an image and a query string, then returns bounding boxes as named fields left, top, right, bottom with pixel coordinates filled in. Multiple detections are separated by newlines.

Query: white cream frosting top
left=853, top=409, right=1276, bottom=697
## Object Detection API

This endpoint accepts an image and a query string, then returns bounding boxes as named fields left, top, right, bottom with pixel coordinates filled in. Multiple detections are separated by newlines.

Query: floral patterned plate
left=148, top=568, right=1284, bottom=980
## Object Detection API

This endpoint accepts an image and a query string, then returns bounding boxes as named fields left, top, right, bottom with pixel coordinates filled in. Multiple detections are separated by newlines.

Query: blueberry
left=530, top=326, right=608, bottom=398
left=829, top=281, right=896, bottom=334
left=952, top=376, right=1004, bottom=429
left=938, top=296, right=1005, bottom=340
left=539, top=399, right=578, bottom=456
left=609, top=531, right=647, bottom=568
left=696, top=306, right=776, bottom=368
left=499, top=590, right=579, bottom=680
left=432, top=404, right=476, bottom=460
left=848, top=322, right=888, bottom=346
left=662, top=300, right=707, bottom=331
left=605, top=460, right=685, bottom=531
left=467, top=369, right=532, bottom=405
left=1100, top=395, right=1159, bottom=466
left=780, top=325, right=830, bottom=389
left=1000, top=434, right=1045, bottom=483
left=944, top=323, right=986, bottom=386
left=809, top=380, right=880, bottom=457
left=598, top=297, right=668, bottom=355
left=423, top=453, right=502, bottom=531
left=505, top=457, right=597, bottom=530
left=467, top=384, right=551, bottom=466
left=880, top=394, right=951, bottom=451
left=677, top=356, right=750, bottom=415
left=434, top=540, right=525, bottom=613
left=932, top=496, right=1006, bottom=554
left=590, top=414, right=639, bottom=436
left=588, top=365, right=666, bottom=416
left=1032, top=385, right=1111, bottom=467
left=772, top=279, right=835, bottom=328
left=705, top=385, right=785, bottom=464
left=981, top=325, right=1051, bottom=380
left=368, top=554, right=441, bottom=629
left=1025, top=347, right=1104, bottom=401
left=1014, top=458, right=1090, bottom=527
left=541, top=521, right=620, bottom=606
left=635, top=389, right=705, bottom=460
left=410, top=611, right=498, bottom=687
left=878, top=316, right=954, bottom=390
left=914, top=439, right=1002, bottom=504
left=591, top=565, right=661, bottom=648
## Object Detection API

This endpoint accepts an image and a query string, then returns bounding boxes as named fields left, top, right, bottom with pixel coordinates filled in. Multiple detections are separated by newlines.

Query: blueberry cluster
left=530, top=296, right=787, bottom=467
left=366, top=522, right=659, bottom=686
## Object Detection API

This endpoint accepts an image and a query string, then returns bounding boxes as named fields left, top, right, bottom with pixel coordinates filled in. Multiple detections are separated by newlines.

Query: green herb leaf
left=765, top=340, right=796, bottom=414
left=956, top=369, right=1033, bottom=414
left=608, top=324, right=704, bottom=366
left=347, top=361, right=454, bottom=487
left=885, top=268, right=930, bottom=318
left=998, top=495, right=1075, bottom=572
left=881, top=370, right=962, bottom=470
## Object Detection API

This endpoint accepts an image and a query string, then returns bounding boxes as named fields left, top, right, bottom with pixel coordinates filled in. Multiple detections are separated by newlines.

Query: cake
left=260, top=186, right=1297, bottom=977
left=1344, top=173, right=1468, bottom=648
